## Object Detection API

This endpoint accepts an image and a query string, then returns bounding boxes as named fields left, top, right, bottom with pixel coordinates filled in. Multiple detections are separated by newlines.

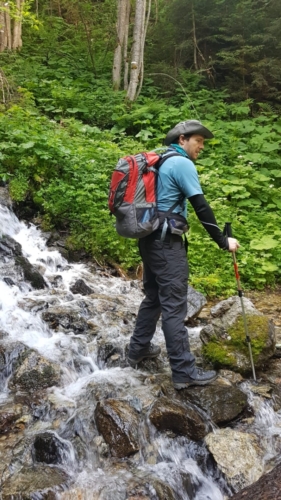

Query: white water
left=0, top=203, right=280, bottom=499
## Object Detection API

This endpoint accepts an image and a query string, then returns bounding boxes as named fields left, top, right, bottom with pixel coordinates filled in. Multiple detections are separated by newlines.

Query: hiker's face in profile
left=179, top=134, right=205, bottom=161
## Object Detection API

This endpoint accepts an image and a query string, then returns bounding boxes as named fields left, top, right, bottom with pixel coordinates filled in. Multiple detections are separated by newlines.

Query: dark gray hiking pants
left=129, top=232, right=196, bottom=383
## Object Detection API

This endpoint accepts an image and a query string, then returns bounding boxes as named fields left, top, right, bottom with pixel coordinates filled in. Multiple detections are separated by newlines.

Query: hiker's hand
left=228, top=237, right=240, bottom=252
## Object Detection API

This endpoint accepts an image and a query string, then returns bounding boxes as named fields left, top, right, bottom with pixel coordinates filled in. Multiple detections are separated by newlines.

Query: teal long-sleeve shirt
left=157, top=145, right=203, bottom=218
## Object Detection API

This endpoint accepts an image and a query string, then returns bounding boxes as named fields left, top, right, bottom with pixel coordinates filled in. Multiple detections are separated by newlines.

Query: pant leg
left=130, top=235, right=196, bottom=382
left=129, top=239, right=161, bottom=357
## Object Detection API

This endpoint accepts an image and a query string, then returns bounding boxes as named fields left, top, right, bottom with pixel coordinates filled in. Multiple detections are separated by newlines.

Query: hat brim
left=164, top=124, right=214, bottom=146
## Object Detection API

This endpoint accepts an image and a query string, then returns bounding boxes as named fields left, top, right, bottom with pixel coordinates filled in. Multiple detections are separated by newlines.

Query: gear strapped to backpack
left=108, top=149, right=188, bottom=239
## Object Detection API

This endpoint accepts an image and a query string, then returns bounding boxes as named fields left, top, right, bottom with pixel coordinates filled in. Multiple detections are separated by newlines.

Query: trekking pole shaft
left=231, top=252, right=256, bottom=381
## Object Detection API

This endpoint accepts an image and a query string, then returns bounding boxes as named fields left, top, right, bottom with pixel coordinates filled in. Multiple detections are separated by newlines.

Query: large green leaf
left=250, top=236, right=279, bottom=250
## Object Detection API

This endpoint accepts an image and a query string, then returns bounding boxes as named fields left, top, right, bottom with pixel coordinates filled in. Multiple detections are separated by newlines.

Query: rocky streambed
left=0, top=188, right=281, bottom=500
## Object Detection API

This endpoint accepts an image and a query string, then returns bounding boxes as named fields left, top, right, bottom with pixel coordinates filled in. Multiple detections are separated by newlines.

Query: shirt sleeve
left=172, top=156, right=203, bottom=198
left=189, top=194, right=229, bottom=250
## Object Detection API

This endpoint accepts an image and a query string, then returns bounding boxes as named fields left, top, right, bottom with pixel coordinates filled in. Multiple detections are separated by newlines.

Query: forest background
left=0, top=0, right=281, bottom=298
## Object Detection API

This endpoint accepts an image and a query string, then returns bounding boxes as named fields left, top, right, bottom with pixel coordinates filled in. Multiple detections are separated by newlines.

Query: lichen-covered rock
left=94, top=399, right=140, bottom=458
left=149, top=396, right=209, bottom=440
left=0, top=465, right=70, bottom=499
left=180, top=381, right=248, bottom=425
left=200, top=296, right=276, bottom=374
left=205, top=428, right=264, bottom=492
left=230, top=462, right=281, bottom=500
left=8, top=351, right=61, bottom=391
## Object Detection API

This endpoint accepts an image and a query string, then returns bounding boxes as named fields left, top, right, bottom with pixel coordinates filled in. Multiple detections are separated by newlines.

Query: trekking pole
left=223, top=222, right=256, bottom=381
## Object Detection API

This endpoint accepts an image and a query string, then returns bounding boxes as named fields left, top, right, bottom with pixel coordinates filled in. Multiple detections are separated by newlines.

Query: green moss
left=202, top=340, right=236, bottom=368
left=202, top=315, right=269, bottom=369
left=227, top=315, right=269, bottom=359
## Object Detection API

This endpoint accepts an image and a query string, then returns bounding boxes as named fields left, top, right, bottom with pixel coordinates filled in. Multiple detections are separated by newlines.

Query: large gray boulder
left=205, top=428, right=264, bottom=492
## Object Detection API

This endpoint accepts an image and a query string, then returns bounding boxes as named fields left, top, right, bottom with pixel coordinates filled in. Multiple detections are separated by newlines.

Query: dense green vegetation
left=0, top=0, right=280, bottom=298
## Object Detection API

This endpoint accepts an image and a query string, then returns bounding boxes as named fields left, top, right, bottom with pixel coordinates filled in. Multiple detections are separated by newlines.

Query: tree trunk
left=12, top=0, right=24, bottom=50
left=192, top=3, right=198, bottom=71
left=0, top=2, right=12, bottom=51
left=126, top=0, right=147, bottom=101
left=113, top=0, right=129, bottom=90
left=123, top=0, right=130, bottom=90
left=136, top=0, right=152, bottom=100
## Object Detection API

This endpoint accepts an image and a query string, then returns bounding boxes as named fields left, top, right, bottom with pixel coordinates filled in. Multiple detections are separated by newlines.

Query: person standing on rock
left=128, top=120, right=240, bottom=389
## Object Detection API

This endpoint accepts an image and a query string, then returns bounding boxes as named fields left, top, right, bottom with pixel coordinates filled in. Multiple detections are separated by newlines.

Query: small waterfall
left=0, top=199, right=281, bottom=499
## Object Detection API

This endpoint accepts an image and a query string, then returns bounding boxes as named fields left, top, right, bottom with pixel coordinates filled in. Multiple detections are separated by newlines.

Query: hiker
left=128, top=119, right=240, bottom=389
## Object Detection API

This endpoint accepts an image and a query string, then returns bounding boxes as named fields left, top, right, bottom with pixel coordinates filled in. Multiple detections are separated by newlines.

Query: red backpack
left=108, top=150, right=180, bottom=238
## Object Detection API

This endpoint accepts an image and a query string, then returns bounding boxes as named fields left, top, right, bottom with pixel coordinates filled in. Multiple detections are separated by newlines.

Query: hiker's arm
left=188, top=194, right=229, bottom=250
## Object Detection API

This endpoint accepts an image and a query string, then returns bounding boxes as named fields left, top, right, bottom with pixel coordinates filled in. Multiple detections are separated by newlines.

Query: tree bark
left=0, top=2, right=12, bottom=51
left=192, top=3, right=198, bottom=71
left=123, top=0, right=130, bottom=90
left=12, top=0, right=24, bottom=50
left=126, top=0, right=147, bottom=101
left=136, top=0, right=152, bottom=99
left=113, top=0, right=130, bottom=90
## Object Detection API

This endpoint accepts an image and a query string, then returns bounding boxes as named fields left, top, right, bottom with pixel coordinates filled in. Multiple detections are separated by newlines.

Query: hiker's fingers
left=228, top=237, right=240, bottom=252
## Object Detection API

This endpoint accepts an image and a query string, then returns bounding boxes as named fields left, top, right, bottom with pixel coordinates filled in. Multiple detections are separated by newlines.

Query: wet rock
left=15, top=255, right=48, bottom=289
left=94, top=399, right=140, bottom=458
left=3, top=277, right=15, bottom=286
left=97, top=341, right=125, bottom=368
left=9, top=351, right=61, bottom=391
left=42, top=305, right=88, bottom=334
left=18, top=297, right=50, bottom=313
left=181, top=381, right=248, bottom=425
left=200, top=296, right=276, bottom=374
left=230, top=462, right=281, bottom=500
left=70, top=278, right=94, bottom=295
left=205, top=428, right=264, bottom=492
left=259, top=358, right=281, bottom=410
left=149, top=396, right=209, bottom=441
left=186, top=285, right=207, bottom=320
left=0, top=234, right=22, bottom=257
left=0, top=186, right=12, bottom=208
left=0, top=464, right=70, bottom=499
left=0, top=341, right=28, bottom=380
left=32, top=431, right=69, bottom=464
left=0, top=402, right=23, bottom=434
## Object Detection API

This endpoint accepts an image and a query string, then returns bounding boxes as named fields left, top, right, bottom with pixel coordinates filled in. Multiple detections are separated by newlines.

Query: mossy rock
left=202, top=315, right=275, bottom=375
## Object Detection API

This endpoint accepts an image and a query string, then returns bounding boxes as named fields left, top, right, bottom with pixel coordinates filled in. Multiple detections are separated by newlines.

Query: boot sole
left=174, top=374, right=218, bottom=390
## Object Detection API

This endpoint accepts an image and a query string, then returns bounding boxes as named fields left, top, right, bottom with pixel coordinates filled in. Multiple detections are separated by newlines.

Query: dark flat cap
left=164, top=119, right=214, bottom=145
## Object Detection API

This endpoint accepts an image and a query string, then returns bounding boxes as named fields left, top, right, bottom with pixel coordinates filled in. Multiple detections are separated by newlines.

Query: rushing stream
left=0, top=199, right=281, bottom=500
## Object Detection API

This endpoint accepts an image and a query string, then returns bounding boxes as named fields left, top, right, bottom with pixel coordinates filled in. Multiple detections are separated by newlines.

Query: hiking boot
left=128, top=343, right=161, bottom=367
left=173, top=368, right=217, bottom=390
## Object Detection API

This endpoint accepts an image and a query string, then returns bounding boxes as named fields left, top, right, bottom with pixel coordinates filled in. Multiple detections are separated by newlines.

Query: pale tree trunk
left=136, top=0, right=151, bottom=99
left=112, top=0, right=130, bottom=90
left=123, top=0, right=130, bottom=90
left=126, top=0, right=147, bottom=101
left=0, top=2, right=12, bottom=51
left=12, top=0, right=24, bottom=50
